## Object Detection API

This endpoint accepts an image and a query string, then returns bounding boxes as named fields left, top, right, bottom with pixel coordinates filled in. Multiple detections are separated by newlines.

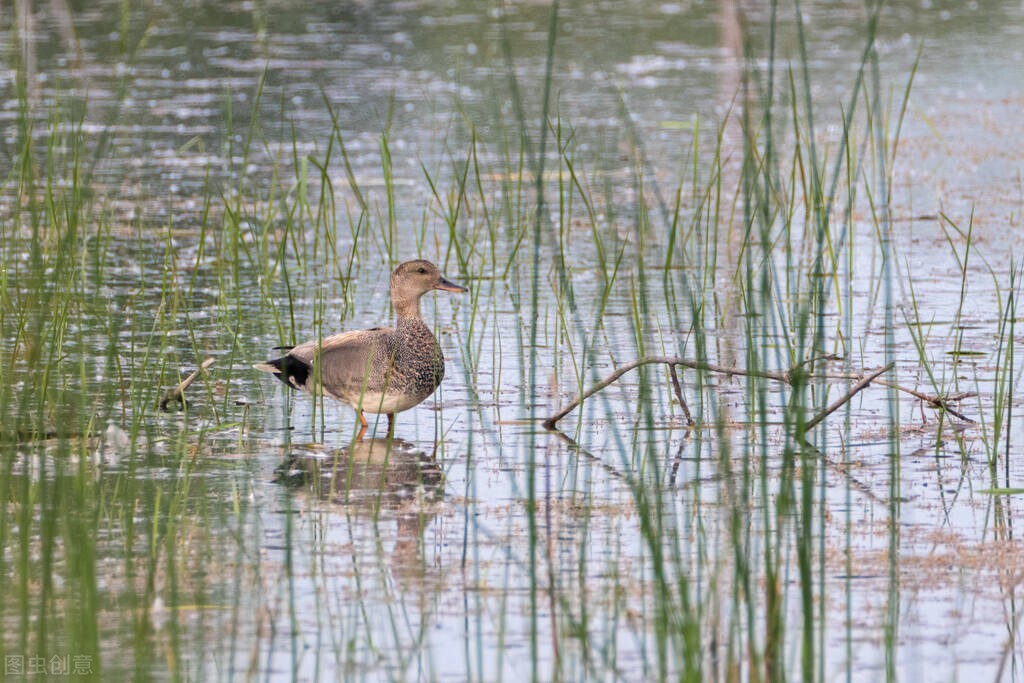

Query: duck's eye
left=417, top=267, right=426, bottom=274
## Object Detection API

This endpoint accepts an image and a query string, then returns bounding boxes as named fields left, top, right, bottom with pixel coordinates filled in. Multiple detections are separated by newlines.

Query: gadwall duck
left=256, top=260, right=466, bottom=439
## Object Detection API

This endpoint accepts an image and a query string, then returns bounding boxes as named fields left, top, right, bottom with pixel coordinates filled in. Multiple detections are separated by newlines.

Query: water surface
left=3, top=1, right=1024, bottom=680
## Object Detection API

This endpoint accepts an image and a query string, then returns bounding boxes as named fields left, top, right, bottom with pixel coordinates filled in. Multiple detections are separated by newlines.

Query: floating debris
left=159, top=357, right=215, bottom=412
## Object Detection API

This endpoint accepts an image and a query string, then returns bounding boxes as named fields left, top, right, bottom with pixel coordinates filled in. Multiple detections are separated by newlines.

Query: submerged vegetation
left=2, top=1, right=1023, bottom=681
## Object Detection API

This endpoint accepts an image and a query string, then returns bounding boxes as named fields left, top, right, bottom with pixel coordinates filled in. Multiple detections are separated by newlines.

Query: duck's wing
left=316, top=329, right=391, bottom=398
left=256, top=329, right=390, bottom=395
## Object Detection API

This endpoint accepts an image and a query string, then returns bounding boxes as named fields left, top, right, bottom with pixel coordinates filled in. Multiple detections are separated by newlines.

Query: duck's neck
left=393, top=294, right=423, bottom=324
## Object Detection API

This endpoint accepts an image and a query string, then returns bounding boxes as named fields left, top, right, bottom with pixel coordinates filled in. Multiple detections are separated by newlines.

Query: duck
left=256, top=259, right=466, bottom=439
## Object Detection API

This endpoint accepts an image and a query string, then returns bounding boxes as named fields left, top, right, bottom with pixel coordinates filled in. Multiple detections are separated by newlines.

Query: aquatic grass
left=970, top=258, right=1023, bottom=484
left=997, top=263, right=1019, bottom=485
left=0, top=48, right=288, bottom=679
left=938, top=211, right=978, bottom=376
left=1, top=90, right=117, bottom=679
left=378, top=133, right=399, bottom=264
left=542, top=1, right=906, bottom=680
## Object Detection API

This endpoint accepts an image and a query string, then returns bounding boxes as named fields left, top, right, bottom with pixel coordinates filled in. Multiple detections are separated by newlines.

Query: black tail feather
left=266, top=354, right=310, bottom=390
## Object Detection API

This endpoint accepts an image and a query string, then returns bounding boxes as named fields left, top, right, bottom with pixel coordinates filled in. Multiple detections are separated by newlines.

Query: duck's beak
left=434, top=276, right=468, bottom=293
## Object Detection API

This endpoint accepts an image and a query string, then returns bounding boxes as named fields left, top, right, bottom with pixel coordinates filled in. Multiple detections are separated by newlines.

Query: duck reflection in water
left=275, top=437, right=444, bottom=579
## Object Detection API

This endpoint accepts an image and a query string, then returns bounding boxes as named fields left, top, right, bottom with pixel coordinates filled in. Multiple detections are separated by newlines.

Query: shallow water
left=3, top=1, right=1024, bottom=681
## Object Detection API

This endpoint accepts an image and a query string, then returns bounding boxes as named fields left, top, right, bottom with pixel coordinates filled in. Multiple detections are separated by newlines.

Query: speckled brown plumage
left=256, top=260, right=466, bottom=438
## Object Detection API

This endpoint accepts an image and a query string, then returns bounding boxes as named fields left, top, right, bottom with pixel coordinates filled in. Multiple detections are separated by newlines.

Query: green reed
left=970, top=258, right=1023, bottom=486
left=535, top=1, right=902, bottom=680
left=1, top=42, right=292, bottom=677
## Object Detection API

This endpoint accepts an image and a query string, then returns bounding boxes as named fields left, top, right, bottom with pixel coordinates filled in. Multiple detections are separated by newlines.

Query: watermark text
left=4, top=654, right=94, bottom=677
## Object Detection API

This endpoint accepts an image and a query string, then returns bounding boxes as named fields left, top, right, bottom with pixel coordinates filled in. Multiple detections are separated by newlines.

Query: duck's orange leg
left=355, top=411, right=368, bottom=441
left=386, top=413, right=396, bottom=436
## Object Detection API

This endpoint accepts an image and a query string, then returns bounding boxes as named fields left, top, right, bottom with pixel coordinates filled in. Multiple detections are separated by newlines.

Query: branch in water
left=543, top=356, right=968, bottom=431
left=159, top=357, right=215, bottom=412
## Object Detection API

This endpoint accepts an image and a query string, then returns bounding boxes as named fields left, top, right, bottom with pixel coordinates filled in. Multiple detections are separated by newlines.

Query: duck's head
left=390, top=259, right=467, bottom=316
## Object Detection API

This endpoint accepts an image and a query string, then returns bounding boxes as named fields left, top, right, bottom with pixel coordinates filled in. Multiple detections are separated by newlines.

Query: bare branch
left=804, top=362, right=894, bottom=431
left=159, top=357, right=215, bottom=412
left=543, top=355, right=972, bottom=431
